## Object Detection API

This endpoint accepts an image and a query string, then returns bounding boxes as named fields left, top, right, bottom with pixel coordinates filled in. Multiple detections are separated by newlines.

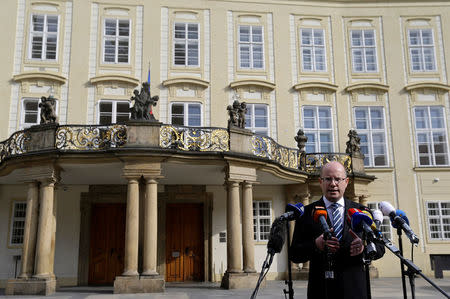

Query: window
left=300, top=28, right=326, bottom=72
left=427, top=201, right=450, bottom=240
left=302, top=106, right=334, bottom=152
left=245, top=104, right=269, bottom=136
left=173, top=22, right=199, bottom=66
left=408, top=29, right=436, bottom=72
left=170, top=102, right=202, bottom=126
left=350, top=29, right=378, bottom=72
left=354, top=107, right=388, bottom=167
left=414, top=106, right=449, bottom=166
left=238, top=25, right=264, bottom=69
left=367, top=203, right=391, bottom=240
left=253, top=201, right=271, bottom=242
left=9, top=201, right=27, bottom=246
left=20, top=98, right=58, bottom=129
left=29, top=14, right=58, bottom=60
left=103, top=19, right=130, bottom=63
left=98, top=100, right=130, bottom=124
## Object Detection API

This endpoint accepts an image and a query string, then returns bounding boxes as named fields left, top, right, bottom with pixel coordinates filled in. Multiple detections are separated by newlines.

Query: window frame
left=20, top=97, right=59, bottom=129
left=28, top=13, right=59, bottom=61
left=102, top=18, right=131, bottom=64
left=253, top=200, right=272, bottom=242
left=426, top=201, right=450, bottom=240
left=407, top=28, right=437, bottom=73
left=349, top=29, right=378, bottom=73
left=354, top=106, right=389, bottom=167
left=8, top=200, right=27, bottom=247
left=299, top=28, right=327, bottom=72
left=172, top=22, right=200, bottom=67
left=238, top=24, right=265, bottom=70
left=245, top=103, right=269, bottom=136
left=413, top=106, right=450, bottom=166
left=97, top=100, right=131, bottom=125
left=302, top=105, right=335, bottom=153
left=169, top=102, right=203, bottom=127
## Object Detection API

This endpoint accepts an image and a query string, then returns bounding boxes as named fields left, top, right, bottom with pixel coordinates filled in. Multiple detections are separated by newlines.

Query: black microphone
left=379, top=201, right=419, bottom=244
left=267, top=217, right=286, bottom=255
left=313, top=206, right=332, bottom=239
left=279, top=202, right=305, bottom=221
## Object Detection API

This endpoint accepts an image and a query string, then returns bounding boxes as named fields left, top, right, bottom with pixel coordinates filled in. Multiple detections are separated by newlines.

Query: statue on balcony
left=295, top=129, right=308, bottom=154
left=227, top=99, right=247, bottom=129
left=346, top=129, right=363, bottom=157
left=130, top=82, right=159, bottom=121
left=39, top=95, right=58, bottom=124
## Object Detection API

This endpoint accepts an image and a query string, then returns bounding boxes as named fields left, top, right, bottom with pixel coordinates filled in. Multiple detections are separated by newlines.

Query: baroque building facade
left=1, top=0, right=450, bottom=295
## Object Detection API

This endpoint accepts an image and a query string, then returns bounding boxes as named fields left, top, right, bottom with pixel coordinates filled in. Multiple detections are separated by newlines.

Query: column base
left=114, top=275, right=165, bottom=294
left=369, top=265, right=379, bottom=278
left=5, top=277, right=56, bottom=296
left=220, top=271, right=262, bottom=289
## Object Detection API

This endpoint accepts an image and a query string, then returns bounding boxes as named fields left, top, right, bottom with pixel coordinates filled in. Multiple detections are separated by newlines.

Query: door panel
left=89, top=204, right=125, bottom=285
left=166, top=203, right=204, bottom=282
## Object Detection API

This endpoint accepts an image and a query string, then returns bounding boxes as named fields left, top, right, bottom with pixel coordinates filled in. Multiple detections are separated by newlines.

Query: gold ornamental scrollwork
left=0, top=130, right=31, bottom=164
left=304, top=153, right=352, bottom=174
left=251, top=135, right=300, bottom=170
left=159, top=125, right=229, bottom=152
left=55, top=125, right=127, bottom=150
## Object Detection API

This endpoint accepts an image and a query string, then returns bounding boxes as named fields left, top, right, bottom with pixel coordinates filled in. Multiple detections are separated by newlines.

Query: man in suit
left=289, top=161, right=384, bottom=299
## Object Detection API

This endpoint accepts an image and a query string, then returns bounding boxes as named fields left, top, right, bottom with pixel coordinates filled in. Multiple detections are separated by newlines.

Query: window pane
left=187, top=24, right=198, bottom=39
left=47, top=16, right=58, bottom=32
left=32, top=15, right=44, bottom=32
left=239, top=26, right=250, bottom=42
left=105, top=20, right=116, bottom=35
left=118, top=20, right=129, bottom=36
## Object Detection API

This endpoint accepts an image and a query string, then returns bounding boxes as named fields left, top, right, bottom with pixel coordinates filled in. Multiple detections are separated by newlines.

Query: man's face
left=319, top=162, right=349, bottom=202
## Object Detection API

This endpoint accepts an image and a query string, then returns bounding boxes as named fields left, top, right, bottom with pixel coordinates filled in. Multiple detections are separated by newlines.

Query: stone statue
left=130, top=82, right=159, bottom=121
left=39, top=95, right=58, bottom=124
left=346, top=129, right=362, bottom=156
left=295, top=129, right=308, bottom=153
left=227, top=99, right=247, bottom=129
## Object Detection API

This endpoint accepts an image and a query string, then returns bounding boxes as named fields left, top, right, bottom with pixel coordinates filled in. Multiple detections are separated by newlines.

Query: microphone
left=348, top=209, right=377, bottom=241
left=313, top=206, right=332, bottom=239
left=379, top=201, right=419, bottom=244
left=267, top=217, right=286, bottom=255
left=360, top=209, right=383, bottom=239
left=372, top=209, right=384, bottom=230
left=279, top=202, right=305, bottom=221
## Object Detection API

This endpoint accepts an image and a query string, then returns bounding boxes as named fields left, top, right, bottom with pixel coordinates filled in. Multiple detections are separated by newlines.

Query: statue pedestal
left=125, top=121, right=162, bottom=148
left=114, top=275, right=165, bottom=294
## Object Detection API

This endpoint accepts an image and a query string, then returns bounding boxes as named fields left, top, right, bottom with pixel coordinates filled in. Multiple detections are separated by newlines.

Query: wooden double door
left=165, top=203, right=204, bottom=282
left=88, top=203, right=125, bottom=285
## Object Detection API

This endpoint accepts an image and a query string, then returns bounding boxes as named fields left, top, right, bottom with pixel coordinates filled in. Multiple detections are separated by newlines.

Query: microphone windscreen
left=313, top=206, right=327, bottom=223
left=373, top=209, right=384, bottom=224
left=379, top=201, right=395, bottom=216
left=286, top=202, right=305, bottom=218
left=267, top=217, right=286, bottom=254
left=396, top=209, right=410, bottom=225
left=350, top=211, right=372, bottom=232
left=361, top=210, right=377, bottom=231
left=347, top=208, right=361, bottom=224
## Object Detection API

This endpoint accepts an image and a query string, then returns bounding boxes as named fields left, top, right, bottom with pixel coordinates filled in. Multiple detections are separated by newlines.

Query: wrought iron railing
left=56, top=125, right=127, bottom=150
left=0, top=130, right=31, bottom=163
left=303, top=153, right=352, bottom=174
left=251, top=135, right=301, bottom=170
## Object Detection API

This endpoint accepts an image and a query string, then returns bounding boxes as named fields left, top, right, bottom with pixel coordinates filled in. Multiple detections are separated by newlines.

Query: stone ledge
left=220, top=272, right=262, bottom=289
left=114, top=275, right=165, bottom=294
left=5, top=278, right=56, bottom=295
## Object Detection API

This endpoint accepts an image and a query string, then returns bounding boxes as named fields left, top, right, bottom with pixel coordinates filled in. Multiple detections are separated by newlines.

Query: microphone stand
left=283, top=221, right=294, bottom=299
left=397, top=227, right=408, bottom=299
left=383, top=238, right=450, bottom=299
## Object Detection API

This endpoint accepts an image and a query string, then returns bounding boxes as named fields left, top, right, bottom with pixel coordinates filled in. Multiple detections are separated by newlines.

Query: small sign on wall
left=219, top=232, right=226, bottom=243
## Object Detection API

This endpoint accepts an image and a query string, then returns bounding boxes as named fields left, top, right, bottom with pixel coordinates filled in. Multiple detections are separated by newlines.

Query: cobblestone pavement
left=1, top=277, right=450, bottom=299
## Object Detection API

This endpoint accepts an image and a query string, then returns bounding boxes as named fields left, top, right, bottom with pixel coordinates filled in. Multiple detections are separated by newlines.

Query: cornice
left=162, top=77, right=210, bottom=88
left=229, top=79, right=276, bottom=90
left=13, top=71, right=67, bottom=85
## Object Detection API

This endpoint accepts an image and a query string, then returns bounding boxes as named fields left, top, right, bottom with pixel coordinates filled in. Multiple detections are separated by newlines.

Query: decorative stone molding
left=293, top=81, right=338, bottom=103
left=345, top=82, right=389, bottom=103
left=162, top=77, right=210, bottom=99
left=405, top=82, right=450, bottom=104
left=90, top=74, right=140, bottom=97
left=122, top=162, right=163, bottom=179
left=226, top=163, right=257, bottom=183
left=230, top=79, right=275, bottom=102
left=13, top=72, right=67, bottom=95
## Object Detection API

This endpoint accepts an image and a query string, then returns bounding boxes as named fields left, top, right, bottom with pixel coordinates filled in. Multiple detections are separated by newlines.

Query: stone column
left=19, top=182, right=39, bottom=278
left=241, top=181, right=255, bottom=273
left=34, top=178, right=56, bottom=279
left=142, top=177, right=158, bottom=276
left=123, top=177, right=140, bottom=276
left=226, top=180, right=243, bottom=273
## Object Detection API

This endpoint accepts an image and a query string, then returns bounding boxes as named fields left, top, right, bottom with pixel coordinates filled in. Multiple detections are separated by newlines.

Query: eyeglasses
left=320, top=177, right=347, bottom=184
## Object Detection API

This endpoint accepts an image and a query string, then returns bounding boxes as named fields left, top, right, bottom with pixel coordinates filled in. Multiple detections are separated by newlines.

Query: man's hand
left=315, top=230, right=340, bottom=253
left=349, top=229, right=364, bottom=256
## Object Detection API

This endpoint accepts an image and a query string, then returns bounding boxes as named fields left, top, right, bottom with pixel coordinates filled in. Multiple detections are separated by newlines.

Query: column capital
left=122, top=162, right=162, bottom=179
left=19, top=165, right=60, bottom=184
left=226, top=163, right=257, bottom=183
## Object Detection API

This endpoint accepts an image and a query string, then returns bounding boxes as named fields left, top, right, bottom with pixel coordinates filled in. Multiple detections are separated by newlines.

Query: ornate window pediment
left=13, top=71, right=67, bottom=95
left=405, top=82, right=450, bottom=104
left=89, top=74, right=140, bottom=97
left=230, top=79, right=275, bottom=102
left=345, top=82, right=389, bottom=102
left=294, top=81, right=337, bottom=102
left=163, top=77, right=210, bottom=98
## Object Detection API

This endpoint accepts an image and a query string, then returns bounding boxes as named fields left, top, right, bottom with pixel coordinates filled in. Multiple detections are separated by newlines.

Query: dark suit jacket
left=289, top=197, right=385, bottom=299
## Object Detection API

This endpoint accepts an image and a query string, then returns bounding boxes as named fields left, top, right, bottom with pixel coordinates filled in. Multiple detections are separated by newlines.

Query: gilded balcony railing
left=159, top=125, right=229, bottom=152
left=55, top=125, right=127, bottom=150
left=303, top=153, right=352, bottom=174
left=251, top=135, right=301, bottom=170
left=0, top=130, right=31, bottom=163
